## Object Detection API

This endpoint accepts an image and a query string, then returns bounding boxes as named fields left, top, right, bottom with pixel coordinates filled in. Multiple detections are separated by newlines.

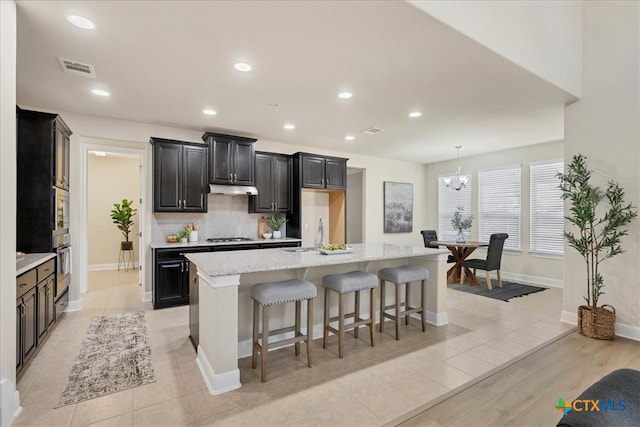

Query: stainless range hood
left=209, top=184, right=258, bottom=196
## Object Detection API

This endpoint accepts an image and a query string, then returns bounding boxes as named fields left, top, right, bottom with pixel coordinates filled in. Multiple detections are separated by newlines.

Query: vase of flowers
left=451, top=206, right=473, bottom=243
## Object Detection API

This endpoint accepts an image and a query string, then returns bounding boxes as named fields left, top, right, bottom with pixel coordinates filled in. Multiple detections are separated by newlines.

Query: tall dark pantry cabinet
left=16, top=107, right=71, bottom=326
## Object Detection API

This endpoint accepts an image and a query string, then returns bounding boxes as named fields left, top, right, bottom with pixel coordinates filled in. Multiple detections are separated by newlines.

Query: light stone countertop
left=150, top=237, right=302, bottom=249
left=16, top=252, right=56, bottom=276
left=185, top=243, right=448, bottom=277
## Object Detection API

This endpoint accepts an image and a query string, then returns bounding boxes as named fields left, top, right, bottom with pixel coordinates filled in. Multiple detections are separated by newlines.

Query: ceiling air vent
left=58, top=57, right=96, bottom=78
left=361, top=127, right=383, bottom=135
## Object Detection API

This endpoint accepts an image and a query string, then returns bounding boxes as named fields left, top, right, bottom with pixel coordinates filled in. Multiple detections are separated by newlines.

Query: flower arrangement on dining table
left=451, top=206, right=473, bottom=242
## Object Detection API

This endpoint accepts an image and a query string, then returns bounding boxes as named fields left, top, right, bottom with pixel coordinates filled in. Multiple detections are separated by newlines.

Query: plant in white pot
left=110, top=199, right=137, bottom=250
left=266, top=215, right=287, bottom=238
left=558, top=154, right=637, bottom=339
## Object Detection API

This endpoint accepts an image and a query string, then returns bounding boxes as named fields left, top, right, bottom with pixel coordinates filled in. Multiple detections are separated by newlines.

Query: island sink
left=280, top=247, right=315, bottom=252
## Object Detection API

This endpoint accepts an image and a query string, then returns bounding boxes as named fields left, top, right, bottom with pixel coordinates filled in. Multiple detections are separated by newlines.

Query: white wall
left=424, top=141, right=564, bottom=286
left=409, top=0, right=583, bottom=98
left=0, top=1, right=20, bottom=424
left=563, top=1, right=640, bottom=339
left=346, top=170, right=364, bottom=244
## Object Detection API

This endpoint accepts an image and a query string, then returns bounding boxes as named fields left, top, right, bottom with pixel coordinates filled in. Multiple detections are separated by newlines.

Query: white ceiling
left=16, top=0, right=575, bottom=164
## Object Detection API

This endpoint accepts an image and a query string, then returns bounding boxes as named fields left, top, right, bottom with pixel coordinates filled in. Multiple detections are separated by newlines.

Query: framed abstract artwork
left=383, top=181, right=413, bottom=233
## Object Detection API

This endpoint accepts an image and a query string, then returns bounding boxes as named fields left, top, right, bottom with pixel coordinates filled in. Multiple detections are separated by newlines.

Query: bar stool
left=322, top=271, right=378, bottom=358
left=251, top=279, right=316, bottom=382
left=378, top=265, right=429, bottom=340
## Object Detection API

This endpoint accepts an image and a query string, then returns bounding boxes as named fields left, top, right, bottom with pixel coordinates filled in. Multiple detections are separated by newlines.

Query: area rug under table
left=56, top=311, right=155, bottom=407
left=449, top=279, right=547, bottom=302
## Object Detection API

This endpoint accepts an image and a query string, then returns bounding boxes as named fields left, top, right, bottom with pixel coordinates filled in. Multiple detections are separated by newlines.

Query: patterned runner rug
left=55, top=311, right=155, bottom=407
left=449, top=279, right=547, bottom=302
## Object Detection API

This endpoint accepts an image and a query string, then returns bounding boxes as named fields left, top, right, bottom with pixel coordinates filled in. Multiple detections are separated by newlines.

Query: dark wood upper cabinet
left=151, top=138, right=208, bottom=213
left=297, top=153, right=347, bottom=190
left=18, top=107, right=72, bottom=191
left=202, top=132, right=256, bottom=185
left=17, top=108, right=72, bottom=253
left=249, top=152, right=291, bottom=213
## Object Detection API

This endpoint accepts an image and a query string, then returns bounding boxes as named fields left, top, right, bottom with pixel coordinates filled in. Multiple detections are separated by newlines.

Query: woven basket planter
left=578, top=305, right=615, bottom=340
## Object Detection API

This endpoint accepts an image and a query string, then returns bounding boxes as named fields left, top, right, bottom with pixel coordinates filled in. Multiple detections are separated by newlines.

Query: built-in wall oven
left=53, top=187, right=71, bottom=300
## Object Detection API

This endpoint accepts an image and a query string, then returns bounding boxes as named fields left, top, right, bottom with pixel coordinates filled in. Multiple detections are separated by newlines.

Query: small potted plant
left=110, top=199, right=137, bottom=250
left=266, top=215, right=287, bottom=238
left=558, top=154, right=637, bottom=339
left=176, top=229, right=191, bottom=243
left=451, top=206, right=473, bottom=243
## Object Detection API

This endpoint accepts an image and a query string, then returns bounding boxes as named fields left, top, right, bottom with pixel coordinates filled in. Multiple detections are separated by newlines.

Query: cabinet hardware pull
left=183, top=199, right=186, bottom=209
left=19, top=283, right=27, bottom=287
left=321, top=178, right=324, bottom=186
left=185, top=262, right=189, bottom=272
left=274, top=202, right=278, bottom=209
left=181, top=262, right=184, bottom=273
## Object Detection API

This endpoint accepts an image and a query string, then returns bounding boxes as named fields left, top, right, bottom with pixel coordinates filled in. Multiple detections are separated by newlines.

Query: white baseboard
left=88, top=263, right=139, bottom=272
left=499, top=272, right=563, bottom=288
left=561, top=309, right=639, bottom=341
left=196, top=345, right=241, bottom=395
left=0, top=378, right=22, bottom=427
left=66, top=299, right=82, bottom=312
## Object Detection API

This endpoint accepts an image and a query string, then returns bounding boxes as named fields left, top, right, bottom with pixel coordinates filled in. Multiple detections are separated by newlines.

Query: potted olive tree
left=110, top=199, right=137, bottom=250
left=558, top=154, right=637, bottom=339
left=266, top=215, right=287, bottom=238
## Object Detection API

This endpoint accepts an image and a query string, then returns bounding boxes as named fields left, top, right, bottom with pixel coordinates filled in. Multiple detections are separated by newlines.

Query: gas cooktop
left=206, top=237, right=254, bottom=243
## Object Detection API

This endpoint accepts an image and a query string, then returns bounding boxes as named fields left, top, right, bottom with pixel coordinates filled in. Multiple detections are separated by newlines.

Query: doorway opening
left=87, top=151, right=142, bottom=291
left=77, top=140, right=146, bottom=299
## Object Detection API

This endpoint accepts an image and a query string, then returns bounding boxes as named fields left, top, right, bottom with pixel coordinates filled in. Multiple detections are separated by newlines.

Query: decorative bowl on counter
left=263, top=233, right=272, bottom=239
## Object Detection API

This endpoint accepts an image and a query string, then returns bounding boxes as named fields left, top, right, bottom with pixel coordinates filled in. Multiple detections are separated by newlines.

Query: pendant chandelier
left=445, top=145, right=468, bottom=191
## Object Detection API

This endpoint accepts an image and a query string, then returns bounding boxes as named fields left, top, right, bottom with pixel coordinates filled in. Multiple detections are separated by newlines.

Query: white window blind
left=438, top=173, right=472, bottom=241
left=478, top=165, right=521, bottom=250
left=530, top=159, right=564, bottom=255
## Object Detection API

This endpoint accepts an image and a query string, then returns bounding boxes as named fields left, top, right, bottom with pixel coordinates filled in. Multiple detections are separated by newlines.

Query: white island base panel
left=186, top=243, right=449, bottom=395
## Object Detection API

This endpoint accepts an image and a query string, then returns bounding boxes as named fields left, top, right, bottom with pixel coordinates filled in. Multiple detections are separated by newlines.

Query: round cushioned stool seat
left=378, top=265, right=429, bottom=284
left=322, top=271, right=378, bottom=293
left=251, top=279, right=317, bottom=306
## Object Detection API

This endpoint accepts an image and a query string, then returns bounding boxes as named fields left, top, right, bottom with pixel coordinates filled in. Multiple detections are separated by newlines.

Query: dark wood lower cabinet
left=17, top=258, right=58, bottom=378
left=154, top=241, right=302, bottom=311
left=16, top=287, right=37, bottom=375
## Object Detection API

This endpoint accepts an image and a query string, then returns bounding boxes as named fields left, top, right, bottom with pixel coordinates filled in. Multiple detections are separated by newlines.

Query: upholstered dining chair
left=461, top=233, right=508, bottom=290
left=420, top=230, right=439, bottom=248
left=420, top=230, right=455, bottom=263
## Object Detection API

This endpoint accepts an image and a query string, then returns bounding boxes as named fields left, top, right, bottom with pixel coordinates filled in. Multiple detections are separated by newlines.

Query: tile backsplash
left=151, top=194, right=284, bottom=242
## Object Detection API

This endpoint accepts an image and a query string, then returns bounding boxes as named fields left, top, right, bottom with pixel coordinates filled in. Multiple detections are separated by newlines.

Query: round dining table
left=431, top=240, right=489, bottom=285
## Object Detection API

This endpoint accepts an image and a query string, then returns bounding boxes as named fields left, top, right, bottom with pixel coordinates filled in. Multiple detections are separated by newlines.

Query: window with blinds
left=478, top=165, right=521, bottom=250
left=530, top=159, right=564, bottom=255
left=438, top=173, right=472, bottom=241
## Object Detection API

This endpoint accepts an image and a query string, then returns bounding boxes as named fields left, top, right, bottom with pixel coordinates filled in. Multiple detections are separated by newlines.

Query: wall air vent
left=361, top=127, right=383, bottom=135
left=58, top=57, right=96, bottom=78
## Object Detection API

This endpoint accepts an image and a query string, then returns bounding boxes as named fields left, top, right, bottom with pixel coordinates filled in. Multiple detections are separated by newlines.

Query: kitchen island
left=185, top=243, right=449, bottom=395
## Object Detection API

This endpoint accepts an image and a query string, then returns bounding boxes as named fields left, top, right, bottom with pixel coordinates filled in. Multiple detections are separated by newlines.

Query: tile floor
left=14, top=270, right=574, bottom=426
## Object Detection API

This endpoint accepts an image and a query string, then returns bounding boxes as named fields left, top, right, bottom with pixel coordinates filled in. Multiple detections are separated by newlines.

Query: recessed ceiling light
left=68, top=15, right=95, bottom=30
left=338, top=92, right=353, bottom=99
left=203, top=109, right=217, bottom=116
left=284, top=124, right=295, bottom=130
left=345, top=135, right=355, bottom=141
left=234, top=62, right=252, bottom=72
left=265, top=103, right=279, bottom=108
left=91, top=89, right=109, bottom=97
left=409, top=111, right=422, bottom=118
